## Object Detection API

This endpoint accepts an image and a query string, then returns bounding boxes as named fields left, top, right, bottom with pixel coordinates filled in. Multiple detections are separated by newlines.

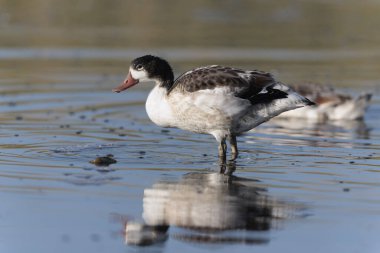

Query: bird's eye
left=136, top=64, right=144, bottom=70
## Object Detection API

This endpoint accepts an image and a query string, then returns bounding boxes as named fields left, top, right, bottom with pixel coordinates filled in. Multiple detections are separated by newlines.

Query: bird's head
left=113, top=55, right=174, bottom=93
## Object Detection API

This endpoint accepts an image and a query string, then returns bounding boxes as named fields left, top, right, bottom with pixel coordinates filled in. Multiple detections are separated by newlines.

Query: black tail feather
left=304, top=98, right=316, bottom=106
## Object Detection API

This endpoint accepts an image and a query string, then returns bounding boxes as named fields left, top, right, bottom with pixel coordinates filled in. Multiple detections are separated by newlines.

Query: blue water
left=1, top=59, right=379, bottom=252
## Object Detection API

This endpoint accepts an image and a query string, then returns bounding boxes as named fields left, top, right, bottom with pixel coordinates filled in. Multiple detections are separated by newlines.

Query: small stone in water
left=90, top=155, right=117, bottom=166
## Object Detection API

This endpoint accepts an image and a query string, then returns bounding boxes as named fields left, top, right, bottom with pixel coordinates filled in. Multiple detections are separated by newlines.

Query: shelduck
left=113, top=55, right=314, bottom=160
left=278, top=83, right=372, bottom=121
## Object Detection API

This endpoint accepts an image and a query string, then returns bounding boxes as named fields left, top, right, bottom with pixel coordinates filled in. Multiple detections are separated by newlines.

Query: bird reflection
left=124, top=162, right=305, bottom=246
left=271, top=116, right=370, bottom=139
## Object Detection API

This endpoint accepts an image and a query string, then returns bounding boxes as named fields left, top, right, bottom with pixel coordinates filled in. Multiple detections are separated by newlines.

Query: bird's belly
left=174, top=113, right=230, bottom=134
left=169, top=93, right=247, bottom=134
left=171, top=103, right=236, bottom=134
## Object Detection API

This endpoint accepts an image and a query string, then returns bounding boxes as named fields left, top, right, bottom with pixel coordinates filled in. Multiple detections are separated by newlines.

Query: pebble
left=90, top=155, right=117, bottom=166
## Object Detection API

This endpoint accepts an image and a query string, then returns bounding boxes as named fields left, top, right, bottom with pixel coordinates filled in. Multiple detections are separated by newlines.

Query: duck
left=113, top=55, right=314, bottom=161
left=277, top=83, right=372, bottom=121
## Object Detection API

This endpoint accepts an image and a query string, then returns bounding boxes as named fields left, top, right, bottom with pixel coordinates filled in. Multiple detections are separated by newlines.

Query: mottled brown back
left=169, top=66, right=276, bottom=100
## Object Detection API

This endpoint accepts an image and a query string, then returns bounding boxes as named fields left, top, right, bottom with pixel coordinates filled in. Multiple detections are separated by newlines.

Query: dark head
left=113, top=55, right=174, bottom=93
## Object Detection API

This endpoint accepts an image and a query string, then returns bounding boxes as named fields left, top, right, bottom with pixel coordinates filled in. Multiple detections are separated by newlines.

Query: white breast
left=145, top=85, right=175, bottom=127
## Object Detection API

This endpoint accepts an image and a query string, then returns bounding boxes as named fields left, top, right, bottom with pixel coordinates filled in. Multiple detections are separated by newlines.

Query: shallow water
left=1, top=54, right=379, bottom=253
left=1, top=1, right=380, bottom=253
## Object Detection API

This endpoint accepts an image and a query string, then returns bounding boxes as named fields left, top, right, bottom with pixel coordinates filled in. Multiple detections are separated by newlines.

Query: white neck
left=145, top=84, right=175, bottom=128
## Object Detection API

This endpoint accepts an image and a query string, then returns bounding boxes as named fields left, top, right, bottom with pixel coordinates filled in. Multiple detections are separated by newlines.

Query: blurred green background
left=1, top=0, right=380, bottom=49
left=0, top=0, right=379, bottom=87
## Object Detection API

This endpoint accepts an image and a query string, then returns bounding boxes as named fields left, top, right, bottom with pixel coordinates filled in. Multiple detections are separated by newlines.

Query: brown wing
left=169, top=65, right=276, bottom=99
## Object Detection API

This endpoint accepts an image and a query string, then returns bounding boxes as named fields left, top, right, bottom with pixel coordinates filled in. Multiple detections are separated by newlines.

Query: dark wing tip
left=249, top=87, right=288, bottom=105
left=305, top=99, right=316, bottom=106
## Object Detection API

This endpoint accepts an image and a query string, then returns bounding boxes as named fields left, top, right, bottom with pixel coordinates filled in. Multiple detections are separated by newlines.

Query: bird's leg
left=218, top=138, right=227, bottom=165
left=229, top=135, right=238, bottom=160
left=225, top=160, right=236, bottom=176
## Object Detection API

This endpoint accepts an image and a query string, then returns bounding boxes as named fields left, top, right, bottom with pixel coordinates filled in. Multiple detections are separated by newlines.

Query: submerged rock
left=90, top=154, right=117, bottom=166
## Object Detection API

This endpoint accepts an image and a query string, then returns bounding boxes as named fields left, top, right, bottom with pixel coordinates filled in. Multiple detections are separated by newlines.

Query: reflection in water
left=124, top=163, right=305, bottom=246
left=268, top=116, right=371, bottom=141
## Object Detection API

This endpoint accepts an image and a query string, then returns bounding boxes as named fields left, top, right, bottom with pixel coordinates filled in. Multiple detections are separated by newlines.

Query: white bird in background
left=113, top=55, right=314, bottom=161
left=278, top=82, right=372, bottom=121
